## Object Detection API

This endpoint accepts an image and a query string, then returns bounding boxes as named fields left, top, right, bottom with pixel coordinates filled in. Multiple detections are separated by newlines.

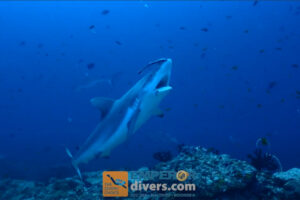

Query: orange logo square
left=102, top=171, right=128, bottom=197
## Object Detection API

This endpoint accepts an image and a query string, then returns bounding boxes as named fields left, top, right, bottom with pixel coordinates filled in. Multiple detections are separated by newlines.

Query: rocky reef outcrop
left=0, top=146, right=299, bottom=200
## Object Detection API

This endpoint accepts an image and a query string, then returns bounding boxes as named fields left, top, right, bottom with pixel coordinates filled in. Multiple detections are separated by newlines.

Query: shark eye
left=156, top=76, right=168, bottom=89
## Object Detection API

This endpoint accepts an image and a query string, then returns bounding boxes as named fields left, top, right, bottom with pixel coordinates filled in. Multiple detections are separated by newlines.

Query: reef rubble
left=0, top=146, right=299, bottom=200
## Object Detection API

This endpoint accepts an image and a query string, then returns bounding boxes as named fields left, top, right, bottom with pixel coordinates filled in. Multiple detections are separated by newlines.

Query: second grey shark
left=67, top=58, right=173, bottom=179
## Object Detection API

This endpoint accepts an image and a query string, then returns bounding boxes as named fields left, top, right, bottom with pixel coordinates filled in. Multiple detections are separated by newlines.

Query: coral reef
left=152, top=146, right=256, bottom=198
left=0, top=146, right=299, bottom=200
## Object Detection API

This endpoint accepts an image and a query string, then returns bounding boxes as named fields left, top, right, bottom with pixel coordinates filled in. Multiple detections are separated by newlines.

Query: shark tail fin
left=65, top=147, right=83, bottom=181
left=72, top=161, right=83, bottom=181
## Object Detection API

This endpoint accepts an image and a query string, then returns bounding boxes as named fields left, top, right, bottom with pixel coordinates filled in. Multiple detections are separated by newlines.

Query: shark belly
left=134, top=86, right=172, bottom=133
left=99, top=99, right=139, bottom=157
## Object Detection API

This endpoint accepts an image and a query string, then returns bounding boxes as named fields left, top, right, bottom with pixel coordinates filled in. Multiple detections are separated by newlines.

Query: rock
left=152, top=146, right=257, bottom=198
left=273, top=168, right=300, bottom=182
left=272, top=168, right=300, bottom=198
left=0, top=145, right=299, bottom=199
left=0, top=179, right=44, bottom=200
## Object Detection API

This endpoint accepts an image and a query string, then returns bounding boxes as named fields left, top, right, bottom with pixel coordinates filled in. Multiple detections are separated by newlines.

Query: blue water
left=0, top=1, right=299, bottom=181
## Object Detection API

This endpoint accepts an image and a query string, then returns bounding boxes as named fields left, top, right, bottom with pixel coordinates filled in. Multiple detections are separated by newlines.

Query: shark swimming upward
left=66, top=58, right=173, bottom=179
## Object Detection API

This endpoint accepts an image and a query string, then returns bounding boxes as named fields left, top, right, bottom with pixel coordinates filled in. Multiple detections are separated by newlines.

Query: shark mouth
left=156, top=75, right=169, bottom=89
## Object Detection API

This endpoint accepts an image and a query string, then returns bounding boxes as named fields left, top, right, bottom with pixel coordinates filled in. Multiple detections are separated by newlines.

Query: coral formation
left=0, top=146, right=299, bottom=199
left=247, top=148, right=281, bottom=172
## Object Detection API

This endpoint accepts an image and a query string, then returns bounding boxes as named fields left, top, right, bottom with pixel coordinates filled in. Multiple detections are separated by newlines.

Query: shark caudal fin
left=65, top=148, right=83, bottom=181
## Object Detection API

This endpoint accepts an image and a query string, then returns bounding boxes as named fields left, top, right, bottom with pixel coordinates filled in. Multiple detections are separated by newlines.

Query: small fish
left=257, top=104, right=262, bottom=108
left=280, top=98, right=285, bottom=103
left=244, top=29, right=249, bottom=34
left=19, top=41, right=26, bottom=46
left=102, top=9, right=110, bottom=15
left=256, top=137, right=269, bottom=148
left=87, top=63, right=95, bottom=70
left=17, top=88, right=23, bottom=93
left=296, top=90, right=300, bottom=95
left=115, top=41, right=122, bottom=46
left=89, top=25, right=95, bottom=30
left=259, top=49, right=265, bottom=53
left=292, top=64, right=299, bottom=68
left=232, top=65, right=238, bottom=70
left=219, top=105, right=225, bottom=109
left=275, top=47, right=282, bottom=51
left=201, top=28, right=208, bottom=32
left=179, top=26, right=186, bottom=30
left=248, top=88, right=252, bottom=92
left=89, top=25, right=96, bottom=34
left=157, top=112, right=164, bottom=118
left=226, top=15, right=232, bottom=19
left=261, top=138, right=268, bottom=145
left=268, top=81, right=277, bottom=89
left=253, top=0, right=259, bottom=6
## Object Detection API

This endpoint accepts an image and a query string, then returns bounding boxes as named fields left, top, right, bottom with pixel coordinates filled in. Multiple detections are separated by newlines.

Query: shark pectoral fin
left=90, top=97, right=115, bottom=118
left=153, top=108, right=164, bottom=118
left=127, top=106, right=141, bottom=136
left=155, top=86, right=172, bottom=96
left=72, top=161, right=83, bottom=181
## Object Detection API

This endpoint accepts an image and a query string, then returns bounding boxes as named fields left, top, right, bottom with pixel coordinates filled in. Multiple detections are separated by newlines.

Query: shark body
left=67, top=58, right=173, bottom=179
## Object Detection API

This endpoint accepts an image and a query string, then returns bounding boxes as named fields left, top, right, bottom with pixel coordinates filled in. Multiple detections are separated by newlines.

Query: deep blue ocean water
left=0, top=1, right=299, bottom=181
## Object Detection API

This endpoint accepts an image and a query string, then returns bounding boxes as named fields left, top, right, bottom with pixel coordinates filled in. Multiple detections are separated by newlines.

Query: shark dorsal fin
left=90, top=97, right=115, bottom=118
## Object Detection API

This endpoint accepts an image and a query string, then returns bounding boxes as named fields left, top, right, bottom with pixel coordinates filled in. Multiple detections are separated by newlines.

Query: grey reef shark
left=66, top=58, right=173, bottom=179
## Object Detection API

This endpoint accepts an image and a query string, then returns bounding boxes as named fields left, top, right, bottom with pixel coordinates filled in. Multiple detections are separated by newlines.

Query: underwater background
left=0, top=1, right=299, bottom=182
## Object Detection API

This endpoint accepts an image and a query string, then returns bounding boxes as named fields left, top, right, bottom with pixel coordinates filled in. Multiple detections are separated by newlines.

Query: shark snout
left=155, top=58, right=172, bottom=89
left=162, top=58, right=172, bottom=72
